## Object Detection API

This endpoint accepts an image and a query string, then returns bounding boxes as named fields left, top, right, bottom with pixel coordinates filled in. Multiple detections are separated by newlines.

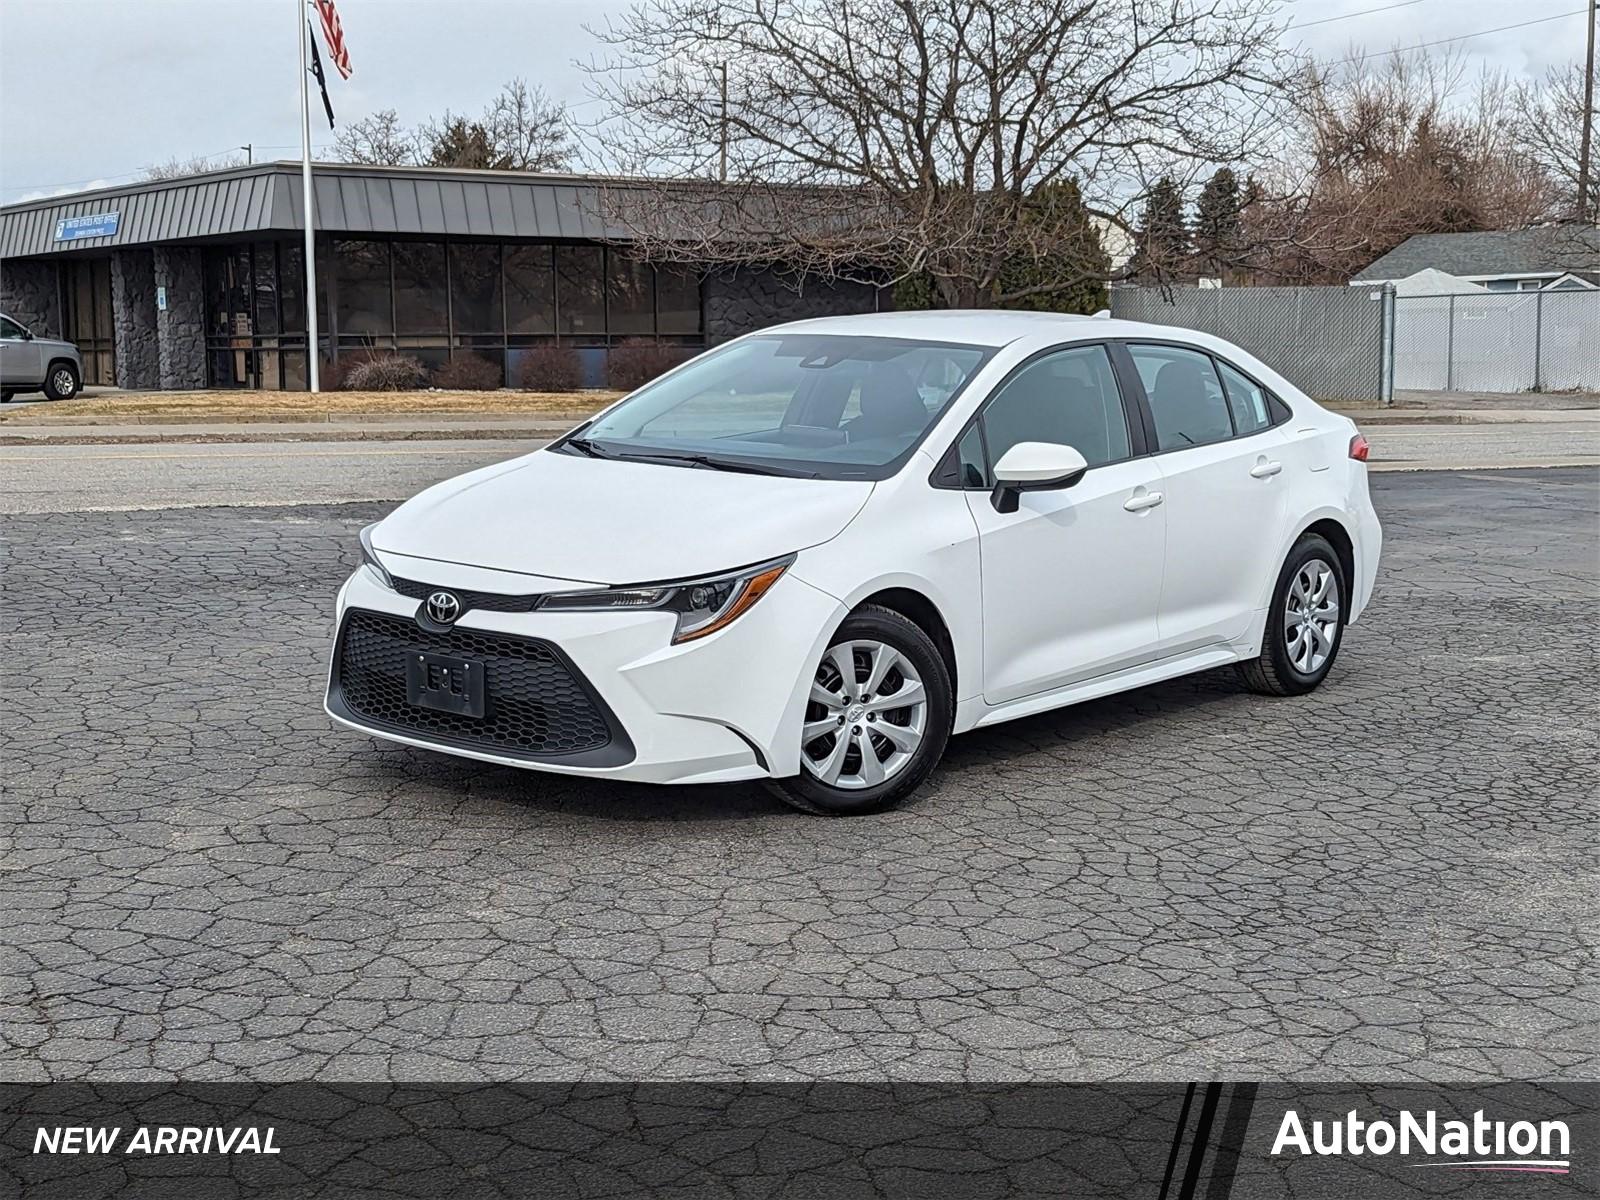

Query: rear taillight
left=1349, top=433, right=1370, bottom=462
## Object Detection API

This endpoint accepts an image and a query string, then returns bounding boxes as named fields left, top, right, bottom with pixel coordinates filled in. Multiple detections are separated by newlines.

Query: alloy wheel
left=1284, top=557, right=1340, bottom=674
left=52, top=368, right=76, bottom=396
left=801, top=640, right=927, bottom=789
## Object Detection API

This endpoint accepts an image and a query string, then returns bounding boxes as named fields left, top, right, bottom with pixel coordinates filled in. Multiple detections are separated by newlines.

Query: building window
left=505, top=244, right=555, bottom=334
left=280, top=243, right=306, bottom=333
left=606, top=251, right=654, bottom=336
left=252, top=242, right=280, bottom=336
left=334, top=239, right=393, bottom=336
left=555, top=245, right=605, bottom=340
left=657, top=264, right=702, bottom=336
left=450, top=243, right=503, bottom=333
left=391, top=241, right=447, bottom=333
left=197, top=233, right=705, bottom=390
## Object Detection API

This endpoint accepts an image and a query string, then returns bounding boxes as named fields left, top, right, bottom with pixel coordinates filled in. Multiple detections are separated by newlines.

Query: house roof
left=1389, top=268, right=1487, bottom=296
left=1352, top=226, right=1600, bottom=282
left=0, top=161, right=670, bottom=259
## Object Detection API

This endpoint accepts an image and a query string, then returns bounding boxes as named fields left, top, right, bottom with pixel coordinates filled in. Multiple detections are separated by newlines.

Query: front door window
left=961, top=343, right=1166, bottom=703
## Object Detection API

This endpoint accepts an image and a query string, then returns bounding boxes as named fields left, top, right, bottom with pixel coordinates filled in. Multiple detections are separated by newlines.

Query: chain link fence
left=1113, top=283, right=1600, bottom=401
left=1110, top=284, right=1386, bottom=401
left=1394, top=289, right=1600, bottom=393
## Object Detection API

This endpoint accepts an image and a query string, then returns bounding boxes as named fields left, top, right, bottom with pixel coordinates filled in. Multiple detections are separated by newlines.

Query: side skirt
left=960, top=645, right=1245, bottom=732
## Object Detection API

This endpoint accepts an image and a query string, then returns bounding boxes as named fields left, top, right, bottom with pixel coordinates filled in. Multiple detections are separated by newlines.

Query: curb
left=1336, top=410, right=1600, bottom=426
left=0, top=426, right=574, bottom=447
left=0, top=410, right=598, bottom=427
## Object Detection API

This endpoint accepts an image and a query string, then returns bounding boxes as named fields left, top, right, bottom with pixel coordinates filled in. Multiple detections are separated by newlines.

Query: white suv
left=327, top=311, right=1381, bottom=814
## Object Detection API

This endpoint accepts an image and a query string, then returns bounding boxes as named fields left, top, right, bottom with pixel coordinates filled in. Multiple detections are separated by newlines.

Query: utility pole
left=1580, top=0, right=1596, bottom=222
left=241, top=143, right=253, bottom=165
left=718, top=62, right=728, bottom=183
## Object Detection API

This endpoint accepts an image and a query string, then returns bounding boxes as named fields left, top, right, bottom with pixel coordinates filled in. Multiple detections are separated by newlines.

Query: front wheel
left=770, top=605, right=953, bottom=815
left=1237, top=533, right=1347, bottom=696
left=43, top=362, right=80, bottom=401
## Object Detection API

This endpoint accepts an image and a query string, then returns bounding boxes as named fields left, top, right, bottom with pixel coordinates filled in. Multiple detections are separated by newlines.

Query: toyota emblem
left=425, top=590, right=462, bottom=625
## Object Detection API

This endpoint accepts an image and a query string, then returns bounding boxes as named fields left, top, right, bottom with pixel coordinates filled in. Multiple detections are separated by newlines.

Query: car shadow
left=353, top=666, right=1259, bottom=824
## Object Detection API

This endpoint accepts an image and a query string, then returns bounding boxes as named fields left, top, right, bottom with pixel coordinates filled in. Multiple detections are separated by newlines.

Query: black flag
left=307, top=20, right=335, bottom=128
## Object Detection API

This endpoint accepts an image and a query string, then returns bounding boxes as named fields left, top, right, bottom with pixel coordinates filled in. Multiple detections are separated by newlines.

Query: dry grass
left=0, top=389, right=623, bottom=423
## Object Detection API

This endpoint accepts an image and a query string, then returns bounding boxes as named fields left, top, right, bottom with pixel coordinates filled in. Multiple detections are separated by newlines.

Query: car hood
left=373, top=449, right=874, bottom=585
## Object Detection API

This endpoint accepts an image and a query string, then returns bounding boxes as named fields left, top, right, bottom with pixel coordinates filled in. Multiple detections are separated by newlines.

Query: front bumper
left=324, top=562, right=843, bottom=784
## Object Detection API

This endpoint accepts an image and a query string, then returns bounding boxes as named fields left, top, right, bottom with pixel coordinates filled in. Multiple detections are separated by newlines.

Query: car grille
left=331, top=609, right=625, bottom=762
left=390, top=577, right=540, bottom=614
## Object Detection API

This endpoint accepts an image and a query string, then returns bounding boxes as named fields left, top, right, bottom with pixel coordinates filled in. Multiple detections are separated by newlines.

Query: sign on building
left=53, top=212, right=121, bottom=242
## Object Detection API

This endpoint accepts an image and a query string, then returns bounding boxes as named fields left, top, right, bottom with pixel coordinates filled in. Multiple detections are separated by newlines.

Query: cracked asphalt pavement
left=3, top=467, right=1595, bottom=1083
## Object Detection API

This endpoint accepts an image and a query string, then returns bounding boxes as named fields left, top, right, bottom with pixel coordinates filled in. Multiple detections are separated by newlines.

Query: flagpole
left=297, top=0, right=321, bottom=392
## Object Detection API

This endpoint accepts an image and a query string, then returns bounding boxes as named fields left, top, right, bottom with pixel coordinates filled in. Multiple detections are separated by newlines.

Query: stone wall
left=704, top=268, right=884, bottom=342
left=152, top=246, right=207, bottom=390
left=110, top=249, right=159, bottom=390
left=0, top=257, right=62, bottom=338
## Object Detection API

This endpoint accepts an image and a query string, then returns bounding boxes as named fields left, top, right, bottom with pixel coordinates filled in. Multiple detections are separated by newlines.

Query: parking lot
left=3, top=465, right=1595, bottom=1083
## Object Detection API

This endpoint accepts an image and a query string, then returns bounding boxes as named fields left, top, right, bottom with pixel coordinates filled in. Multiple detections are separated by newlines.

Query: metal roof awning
left=0, top=162, right=638, bottom=258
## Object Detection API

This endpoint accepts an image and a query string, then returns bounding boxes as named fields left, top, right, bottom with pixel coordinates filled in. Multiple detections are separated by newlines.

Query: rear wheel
left=0, top=391, right=13, bottom=403
left=1237, top=533, right=1346, bottom=696
left=771, top=606, right=953, bottom=815
left=43, top=361, right=80, bottom=401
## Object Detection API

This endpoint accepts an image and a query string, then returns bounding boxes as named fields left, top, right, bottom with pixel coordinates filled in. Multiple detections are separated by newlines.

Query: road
left=3, top=450, right=1595, bottom=1082
left=0, top=420, right=1595, bottom=513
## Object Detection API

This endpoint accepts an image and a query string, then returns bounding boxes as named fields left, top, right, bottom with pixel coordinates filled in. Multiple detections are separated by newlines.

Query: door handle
left=1250, top=460, right=1283, bottom=479
left=1123, top=491, right=1164, bottom=512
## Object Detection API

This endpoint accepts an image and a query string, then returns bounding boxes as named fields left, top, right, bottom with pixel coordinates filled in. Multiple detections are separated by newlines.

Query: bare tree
left=334, top=108, right=416, bottom=166
left=485, top=79, right=574, bottom=171
left=588, top=0, right=1303, bottom=307
left=332, top=83, right=574, bottom=172
left=1238, top=49, right=1557, bottom=284
left=1515, top=63, right=1588, bottom=221
left=141, top=152, right=247, bottom=180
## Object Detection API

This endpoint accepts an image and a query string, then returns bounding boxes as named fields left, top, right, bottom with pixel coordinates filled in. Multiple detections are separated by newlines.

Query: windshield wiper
left=616, top=451, right=818, bottom=478
left=557, top=435, right=616, bottom=459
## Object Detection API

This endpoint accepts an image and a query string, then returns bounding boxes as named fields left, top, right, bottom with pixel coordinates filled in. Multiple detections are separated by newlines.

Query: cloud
left=10, top=180, right=113, bottom=204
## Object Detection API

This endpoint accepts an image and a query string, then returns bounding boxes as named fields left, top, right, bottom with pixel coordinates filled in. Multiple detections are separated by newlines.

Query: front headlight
left=537, top=555, right=794, bottom=644
left=359, top=523, right=394, bottom=589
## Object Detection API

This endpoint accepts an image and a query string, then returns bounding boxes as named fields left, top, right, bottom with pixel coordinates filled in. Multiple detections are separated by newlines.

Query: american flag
left=313, top=0, right=351, bottom=80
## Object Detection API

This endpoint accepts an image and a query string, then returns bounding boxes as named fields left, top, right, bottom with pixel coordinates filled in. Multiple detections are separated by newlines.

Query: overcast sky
left=0, top=0, right=1588, bottom=205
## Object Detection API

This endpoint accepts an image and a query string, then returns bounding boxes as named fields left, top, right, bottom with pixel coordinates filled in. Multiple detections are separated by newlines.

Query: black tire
left=770, top=605, right=954, bottom=816
left=1237, top=533, right=1347, bottom=697
left=0, top=391, right=13, bottom=403
left=43, top=361, right=80, bottom=401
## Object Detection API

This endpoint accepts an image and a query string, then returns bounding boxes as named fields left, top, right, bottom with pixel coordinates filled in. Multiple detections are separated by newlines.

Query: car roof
left=763, top=309, right=1192, bottom=349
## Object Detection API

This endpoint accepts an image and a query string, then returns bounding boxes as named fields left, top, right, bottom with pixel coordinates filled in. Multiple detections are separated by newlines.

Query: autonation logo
left=1272, top=1108, right=1571, bottom=1175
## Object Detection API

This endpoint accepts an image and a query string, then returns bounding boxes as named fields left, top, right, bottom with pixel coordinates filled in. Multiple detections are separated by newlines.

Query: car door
left=0, top=315, right=42, bottom=386
left=1120, top=343, right=1290, bottom=656
left=957, top=343, right=1167, bottom=705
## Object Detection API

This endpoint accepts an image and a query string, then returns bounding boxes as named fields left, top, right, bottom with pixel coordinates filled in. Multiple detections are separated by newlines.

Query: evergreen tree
left=423, top=117, right=501, bottom=170
left=995, top=178, right=1109, bottom=313
left=1130, top=177, right=1190, bottom=280
left=1193, top=167, right=1242, bottom=281
left=895, top=177, right=1108, bottom=312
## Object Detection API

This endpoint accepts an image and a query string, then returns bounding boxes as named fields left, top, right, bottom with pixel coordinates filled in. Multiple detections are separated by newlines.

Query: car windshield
left=562, top=334, right=994, bottom=480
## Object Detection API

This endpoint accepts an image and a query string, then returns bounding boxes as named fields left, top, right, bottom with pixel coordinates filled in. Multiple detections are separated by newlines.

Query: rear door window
left=1215, top=359, right=1273, bottom=436
left=1128, top=344, right=1234, bottom=451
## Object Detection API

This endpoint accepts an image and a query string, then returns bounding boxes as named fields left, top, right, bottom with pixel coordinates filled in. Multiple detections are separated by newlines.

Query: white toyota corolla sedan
left=327, top=311, right=1380, bottom=814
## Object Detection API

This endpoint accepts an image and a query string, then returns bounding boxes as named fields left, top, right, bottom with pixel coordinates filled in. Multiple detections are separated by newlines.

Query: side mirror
left=990, top=442, right=1090, bottom=513
left=21, top=329, right=34, bottom=341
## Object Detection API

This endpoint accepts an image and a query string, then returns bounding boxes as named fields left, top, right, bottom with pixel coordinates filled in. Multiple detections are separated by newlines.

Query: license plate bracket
left=405, top=651, right=485, bottom=718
